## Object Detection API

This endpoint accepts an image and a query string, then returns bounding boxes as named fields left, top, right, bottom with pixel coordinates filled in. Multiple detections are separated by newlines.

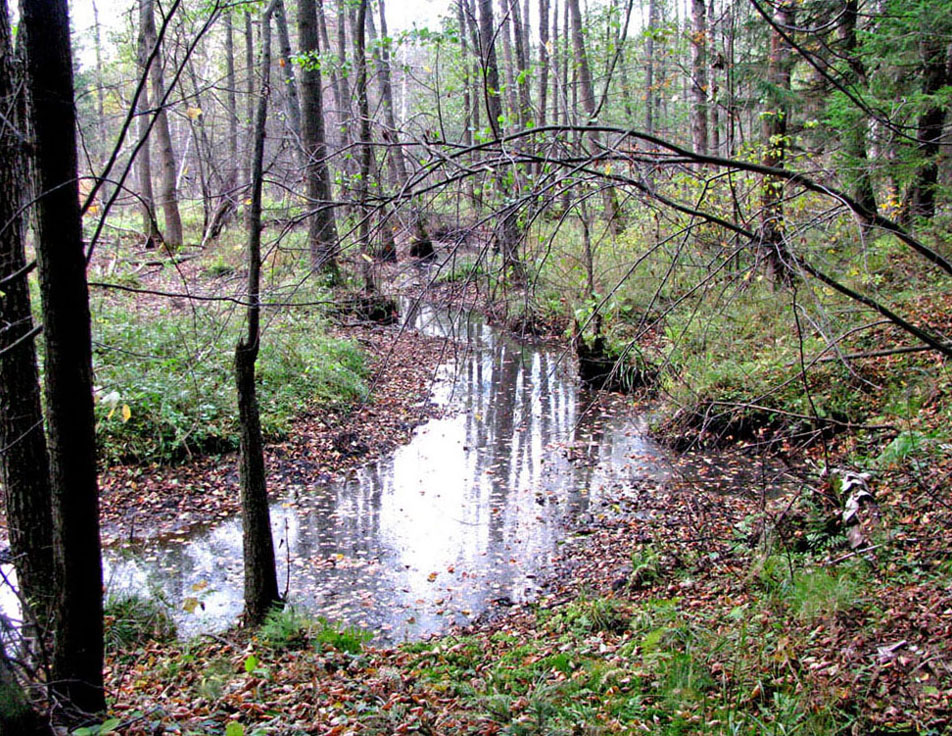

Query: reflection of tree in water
left=100, top=307, right=662, bottom=640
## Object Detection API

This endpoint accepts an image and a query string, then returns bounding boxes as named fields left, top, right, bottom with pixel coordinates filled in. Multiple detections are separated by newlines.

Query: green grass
left=91, top=295, right=367, bottom=465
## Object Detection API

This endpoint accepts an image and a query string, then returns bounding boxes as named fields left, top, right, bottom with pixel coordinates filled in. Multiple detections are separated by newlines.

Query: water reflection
left=103, top=303, right=664, bottom=642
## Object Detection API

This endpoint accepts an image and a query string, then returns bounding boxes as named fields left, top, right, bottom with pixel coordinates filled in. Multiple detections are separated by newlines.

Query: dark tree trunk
left=907, top=37, right=948, bottom=221
left=20, top=0, right=105, bottom=717
left=238, top=0, right=281, bottom=627
left=0, top=0, right=54, bottom=634
left=760, top=1, right=794, bottom=285
left=839, top=0, right=875, bottom=216
left=140, top=0, right=183, bottom=246
left=298, top=0, right=340, bottom=276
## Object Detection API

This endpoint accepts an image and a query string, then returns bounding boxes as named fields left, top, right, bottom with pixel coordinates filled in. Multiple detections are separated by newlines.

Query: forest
left=1, top=0, right=951, bottom=732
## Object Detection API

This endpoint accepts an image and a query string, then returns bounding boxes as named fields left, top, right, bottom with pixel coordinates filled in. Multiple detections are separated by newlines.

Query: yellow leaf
left=427, top=572, right=438, bottom=582
left=186, top=106, right=203, bottom=120
left=121, top=404, right=131, bottom=423
left=191, top=580, right=208, bottom=592
left=183, top=597, right=200, bottom=613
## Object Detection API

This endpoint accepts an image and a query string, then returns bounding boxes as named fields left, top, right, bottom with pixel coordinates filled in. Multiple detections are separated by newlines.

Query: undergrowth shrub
left=91, top=298, right=367, bottom=465
left=103, top=593, right=176, bottom=654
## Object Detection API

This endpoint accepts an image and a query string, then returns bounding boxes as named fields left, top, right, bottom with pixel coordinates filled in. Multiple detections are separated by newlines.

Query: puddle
left=93, top=304, right=667, bottom=642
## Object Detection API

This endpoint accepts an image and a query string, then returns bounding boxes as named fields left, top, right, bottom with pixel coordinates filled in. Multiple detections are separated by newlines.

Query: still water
left=102, top=303, right=665, bottom=642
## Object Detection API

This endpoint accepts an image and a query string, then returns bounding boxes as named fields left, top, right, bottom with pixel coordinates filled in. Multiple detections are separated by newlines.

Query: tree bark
left=645, top=0, right=658, bottom=136
left=136, top=3, right=162, bottom=247
left=538, top=0, right=549, bottom=128
left=760, top=0, right=794, bottom=285
left=274, top=0, right=304, bottom=165
left=509, top=0, right=531, bottom=128
left=298, top=0, right=340, bottom=275
left=237, top=0, right=281, bottom=627
left=906, top=36, right=948, bottom=221
left=0, top=0, right=54, bottom=635
left=204, top=11, right=239, bottom=242
left=838, top=0, right=876, bottom=217
left=567, top=0, right=623, bottom=232
left=478, top=0, right=524, bottom=278
left=690, top=0, right=709, bottom=155
left=355, top=0, right=381, bottom=287
left=20, top=0, right=106, bottom=717
left=317, top=0, right=343, bottom=143
left=140, top=0, right=184, bottom=247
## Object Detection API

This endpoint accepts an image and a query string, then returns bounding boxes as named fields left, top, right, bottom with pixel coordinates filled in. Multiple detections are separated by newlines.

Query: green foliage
left=92, top=297, right=367, bottom=464
left=103, top=593, right=176, bottom=654
left=548, top=596, right=630, bottom=635
left=313, top=618, right=373, bottom=655
left=788, top=567, right=863, bottom=622
left=258, top=606, right=311, bottom=651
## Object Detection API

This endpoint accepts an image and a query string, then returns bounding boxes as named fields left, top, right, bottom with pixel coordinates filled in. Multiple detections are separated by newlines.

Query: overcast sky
left=69, top=0, right=452, bottom=67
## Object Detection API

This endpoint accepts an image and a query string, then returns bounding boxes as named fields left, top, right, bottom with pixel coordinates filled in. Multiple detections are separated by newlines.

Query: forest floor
left=84, top=253, right=952, bottom=734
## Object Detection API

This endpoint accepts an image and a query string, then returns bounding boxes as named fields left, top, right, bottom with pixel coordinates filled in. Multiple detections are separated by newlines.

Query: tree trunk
left=567, top=0, right=623, bottom=232
left=336, top=0, right=352, bottom=138
left=21, top=0, right=106, bottom=717
left=906, top=36, right=948, bottom=221
left=204, top=11, right=239, bottom=242
left=141, top=0, right=184, bottom=247
left=538, top=0, right=549, bottom=128
left=238, top=0, right=281, bottom=627
left=298, top=0, right=340, bottom=275
left=509, top=0, right=531, bottom=128
left=274, top=0, right=305, bottom=166
left=136, top=3, right=162, bottom=247
left=690, top=0, right=709, bottom=155
left=498, top=2, right=518, bottom=130
left=478, top=0, right=524, bottom=279
left=0, top=0, right=54, bottom=634
left=760, top=1, right=794, bottom=285
left=708, top=0, right=720, bottom=153
left=317, top=0, right=343, bottom=145
left=645, top=0, right=657, bottom=136
left=244, top=12, right=254, bottom=192
left=355, top=0, right=376, bottom=290
left=838, top=0, right=876, bottom=217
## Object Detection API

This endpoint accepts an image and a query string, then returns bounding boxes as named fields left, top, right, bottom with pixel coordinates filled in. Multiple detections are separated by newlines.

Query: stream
left=100, top=304, right=666, bottom=642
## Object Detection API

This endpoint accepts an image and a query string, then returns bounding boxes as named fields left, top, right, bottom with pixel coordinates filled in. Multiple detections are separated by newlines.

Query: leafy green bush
left=259, top=605, right=311, bottom=651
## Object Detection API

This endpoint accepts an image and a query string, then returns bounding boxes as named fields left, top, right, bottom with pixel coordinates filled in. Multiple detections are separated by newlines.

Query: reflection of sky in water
left=99, top=304, right=665, bottom=642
